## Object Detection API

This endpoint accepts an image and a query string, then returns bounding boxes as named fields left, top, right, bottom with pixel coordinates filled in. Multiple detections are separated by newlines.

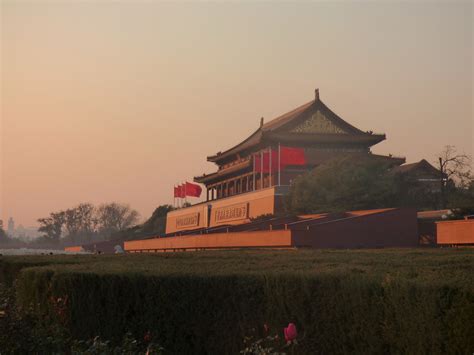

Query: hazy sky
left=1, top=1, right=473, bottom=227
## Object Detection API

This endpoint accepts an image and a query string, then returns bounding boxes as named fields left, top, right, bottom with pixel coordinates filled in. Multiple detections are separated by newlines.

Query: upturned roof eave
left=206, top=128, right=263, bottom=163
left=194, top=159, right=252, bottom=184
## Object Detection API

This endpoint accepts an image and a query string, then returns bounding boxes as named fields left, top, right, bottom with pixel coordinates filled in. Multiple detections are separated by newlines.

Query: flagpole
left=253, top=153, right=256, bottom=191
left=278, top=143, right=281, bottom=186
left=184, top=181, right=187, bottom=206
left=269, top=146, right=272, bottom=187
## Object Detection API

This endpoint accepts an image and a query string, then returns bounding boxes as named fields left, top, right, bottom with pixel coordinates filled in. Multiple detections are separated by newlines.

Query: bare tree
left=64, top=203, right=97, bottom=237
left=438, top=146, right=472, bottom=186
left=37, top=202, right=140, bottom=243
left=96, top=202, right=140, bottom=239
left=437, top=145, right=473, bottom=208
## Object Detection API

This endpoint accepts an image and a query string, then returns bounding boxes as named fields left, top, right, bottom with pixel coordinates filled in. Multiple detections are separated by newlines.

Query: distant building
left=13, top=224, right=40, bottom=240
left=392, top=159, right=443, bottom=192
left=7, top=217, right=15, bottom=236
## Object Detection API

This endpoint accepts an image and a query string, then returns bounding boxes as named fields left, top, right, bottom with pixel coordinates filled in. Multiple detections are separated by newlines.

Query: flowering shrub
left=0, top=282, right=164, bottom=354
left=50, top=295, right=69, bottom=325
left=284, top=323, right=297, bottom=344
left=70, top=333, right=164, bottom=354
left=240, top=323, right=300, bottom=355
left=241, top=334, right=285, bottom=355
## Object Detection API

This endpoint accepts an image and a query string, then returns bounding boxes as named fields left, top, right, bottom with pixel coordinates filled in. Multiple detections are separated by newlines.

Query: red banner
left=185, top=182, right=202, bottom=197
left=174, top=185, right=185, bottom=198
left=280, top=146, right=306, bottom=167
left=254, top=146, right=306, bottom=173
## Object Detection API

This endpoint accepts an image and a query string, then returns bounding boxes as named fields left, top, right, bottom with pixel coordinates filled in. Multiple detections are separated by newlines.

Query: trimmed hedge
left=0, top=254, right=87, bottom=286
left=4, top=249, right=474, bottom=354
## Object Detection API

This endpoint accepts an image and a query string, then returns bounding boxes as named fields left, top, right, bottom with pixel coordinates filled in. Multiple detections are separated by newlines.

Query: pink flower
left=284, top=323, right=297, bottom=343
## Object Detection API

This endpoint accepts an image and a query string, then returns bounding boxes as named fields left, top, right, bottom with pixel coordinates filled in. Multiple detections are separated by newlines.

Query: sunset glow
left=1, top=1, right=472, bottom=227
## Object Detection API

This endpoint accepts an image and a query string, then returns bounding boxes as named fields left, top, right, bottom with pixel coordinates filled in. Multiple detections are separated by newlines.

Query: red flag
left=174, top=184, right=185, bottom=198
left=185, top=182, right=202, bottom=197
left=174, top=186, right=180, bottom=198
left=280, top=146, right=306, bottom=168
left=254, top=147, right=306, bottom=173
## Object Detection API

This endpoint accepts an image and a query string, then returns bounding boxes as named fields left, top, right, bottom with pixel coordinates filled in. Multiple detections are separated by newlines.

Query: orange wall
left=208, top=187, right=277, bottom=228
left=166, top=187, right=281, bottom=233
left=64, top=246, right=83, bottom=252
left=437, top=219, right=474, bottom=244
left=125, top=230, right=292, bottom=251
left=166, top=203, right=209, bottom=234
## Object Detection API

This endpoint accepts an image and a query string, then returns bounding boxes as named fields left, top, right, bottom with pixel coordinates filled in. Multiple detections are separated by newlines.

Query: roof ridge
left=317, top=100, right=365, bottom=135
left=262, top=99, right=315, bottom=131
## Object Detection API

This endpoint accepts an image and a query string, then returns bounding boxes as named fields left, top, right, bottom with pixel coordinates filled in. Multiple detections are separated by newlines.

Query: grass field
left=0, top=248, right=473, bottom=354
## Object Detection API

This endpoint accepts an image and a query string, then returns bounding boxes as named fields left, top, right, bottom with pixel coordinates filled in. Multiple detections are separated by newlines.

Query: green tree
left=141, top=204, right=175, bottom=235
left=286, top=156, right=399, bottom=214
left=446, top=179, right=474, bottom=216
left=37, top=211, right=66, bottom=243
left=0, top=226, right=6, bottom=240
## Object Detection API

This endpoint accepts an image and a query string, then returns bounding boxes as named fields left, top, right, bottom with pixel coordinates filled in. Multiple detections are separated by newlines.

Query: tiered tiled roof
left=206, top=89, right=386, bottom=165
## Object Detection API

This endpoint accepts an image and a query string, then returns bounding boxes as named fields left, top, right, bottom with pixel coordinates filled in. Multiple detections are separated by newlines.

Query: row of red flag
left=174, top=182, right=202, bottom=198
left=254, top=146, right=306, bottom=173
left=173, top=146, right=306, bottom=199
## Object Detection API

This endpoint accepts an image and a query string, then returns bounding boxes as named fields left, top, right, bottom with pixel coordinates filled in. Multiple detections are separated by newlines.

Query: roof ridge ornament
left=315, top=88, right=320, bottom=101
left=260, top=117, right=264, bottom=128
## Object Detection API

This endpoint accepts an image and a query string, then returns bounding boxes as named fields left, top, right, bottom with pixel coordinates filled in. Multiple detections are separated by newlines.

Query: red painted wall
left=291, top=208, right=418, bottom=248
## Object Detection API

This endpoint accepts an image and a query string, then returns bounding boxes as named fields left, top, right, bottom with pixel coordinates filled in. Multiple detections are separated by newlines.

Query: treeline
left=36, top=202, right=140, bottom=245
left=0, top=203, right=178, bottom=249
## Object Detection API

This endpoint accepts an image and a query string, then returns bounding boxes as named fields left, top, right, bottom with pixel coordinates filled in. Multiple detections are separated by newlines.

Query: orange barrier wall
left=65, top=240, right=124, bottom=253
left=125, top=230, right=292, bottom=252
left=436, top=219, right=474, bottom=244
left=64, top=246, right=83, bottom=252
